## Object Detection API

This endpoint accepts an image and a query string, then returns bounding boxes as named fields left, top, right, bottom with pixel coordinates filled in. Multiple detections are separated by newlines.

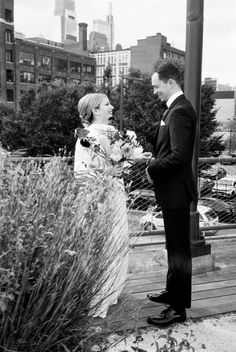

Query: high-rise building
left=53, top=0, right=77, bottom=43
left=93, top=2, right=114, bottom=50
left=88, top=31, right=109, bottom=52
left=0, top=0, right=96, bottom=108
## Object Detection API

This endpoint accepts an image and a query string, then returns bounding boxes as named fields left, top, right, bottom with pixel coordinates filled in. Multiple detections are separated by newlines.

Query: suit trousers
left=162, top=207, right=192, bottom=311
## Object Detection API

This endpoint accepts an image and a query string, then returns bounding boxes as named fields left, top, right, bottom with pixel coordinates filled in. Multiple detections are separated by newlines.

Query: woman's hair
left=78, top=93, right=107, bottom=126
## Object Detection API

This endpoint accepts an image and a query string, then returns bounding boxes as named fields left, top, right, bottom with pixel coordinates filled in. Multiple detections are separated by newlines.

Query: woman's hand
left=105, top=164, right=123, bottom=177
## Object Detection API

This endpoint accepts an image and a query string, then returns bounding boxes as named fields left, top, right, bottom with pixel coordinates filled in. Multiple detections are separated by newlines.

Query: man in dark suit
left=146, top=61, right=198, bottom=327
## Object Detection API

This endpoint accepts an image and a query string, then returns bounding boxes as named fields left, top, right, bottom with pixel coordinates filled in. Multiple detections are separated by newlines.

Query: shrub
left=0, top=156, right=128, bottom=351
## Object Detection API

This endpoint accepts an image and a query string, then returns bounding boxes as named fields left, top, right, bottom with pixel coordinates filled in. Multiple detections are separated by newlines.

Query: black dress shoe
left=147, top=306, right=186, bottom=327
left=147, top=290, right=170, bottom=305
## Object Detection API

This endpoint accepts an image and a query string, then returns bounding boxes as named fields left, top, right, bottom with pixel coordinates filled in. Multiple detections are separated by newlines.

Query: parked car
left=212, top=177, right=236, bottom=199
left=140, top=205, right=219, bottom=236
left=220, top=155, right=236, bottom=165
left=200, top=166, right=226, bottom=180
left=198, top=197, right=236, bottom=223
left=198, top=177, right=215, bottom=196
left=127, top=189, right=160, bottom=211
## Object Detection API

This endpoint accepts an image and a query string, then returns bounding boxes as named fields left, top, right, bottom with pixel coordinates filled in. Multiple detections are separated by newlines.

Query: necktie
left=163, top=108, right=169, bottom=119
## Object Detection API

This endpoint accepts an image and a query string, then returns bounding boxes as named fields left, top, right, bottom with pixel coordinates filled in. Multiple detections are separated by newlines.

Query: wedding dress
left=74, top=124, right=129, bottom=318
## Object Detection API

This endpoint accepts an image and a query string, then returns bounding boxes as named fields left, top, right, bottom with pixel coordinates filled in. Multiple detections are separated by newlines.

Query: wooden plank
left=107, top=295, right=236, bottom=331
left=118, top=294, right=236, bottom=321
left=132, top=285, right=236, bottom=300
left=108, top=303, right=236, bottom=332
left=106, top=239, right=236, bottom=332
left=126, top=278, right=236, bottom=295
left=127, top=265, right=236, bottom=287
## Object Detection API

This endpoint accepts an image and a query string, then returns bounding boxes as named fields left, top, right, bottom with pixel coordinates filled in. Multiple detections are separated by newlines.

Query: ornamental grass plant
left=0, top=156, right=129, bottom=352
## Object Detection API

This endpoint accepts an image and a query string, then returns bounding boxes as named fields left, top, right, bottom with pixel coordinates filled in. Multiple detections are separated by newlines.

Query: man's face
left=151, top=72, right=171, bottom=102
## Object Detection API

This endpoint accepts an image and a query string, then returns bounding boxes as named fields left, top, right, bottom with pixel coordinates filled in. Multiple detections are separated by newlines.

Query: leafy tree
left=111, top=67, right=165, bottom=152
left=100, top=63, right=113, bottom=98
left=1, top=81, right=96, bottom=155
left=112, top=65, right=224, bottom=156
left=0, top=103, right=23, bottom=151
left=199, top=85, right=225, bottom=156
left=225, top=118, right=236, bottom=153
left=1, top=67, right=224, bottom=158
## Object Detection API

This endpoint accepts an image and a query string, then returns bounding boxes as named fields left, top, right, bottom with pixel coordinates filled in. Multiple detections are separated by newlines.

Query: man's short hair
left=156, top=61, right=181, bottom=85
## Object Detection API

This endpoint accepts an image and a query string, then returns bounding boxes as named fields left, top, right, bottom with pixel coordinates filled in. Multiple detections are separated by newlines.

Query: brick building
left=130, top=33, right=185, bottom=74
left=0, top=0, right=96, bottom=109
left=92, top=32, right=185, bottom=87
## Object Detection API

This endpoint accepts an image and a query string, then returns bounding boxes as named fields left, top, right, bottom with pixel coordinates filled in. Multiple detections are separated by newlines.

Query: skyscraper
left=93, top=2, right=114, bottom=50
left=53, top=0, right=77, bottom=43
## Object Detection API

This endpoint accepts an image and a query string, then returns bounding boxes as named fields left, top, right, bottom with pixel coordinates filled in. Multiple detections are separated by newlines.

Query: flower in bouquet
left=109, top=130, right=142, bottom=165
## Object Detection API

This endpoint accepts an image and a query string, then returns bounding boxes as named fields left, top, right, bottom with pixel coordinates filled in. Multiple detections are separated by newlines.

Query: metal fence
left=5, top=155, right=236, bottom=236
left=125, top=157, right=236, bottom=236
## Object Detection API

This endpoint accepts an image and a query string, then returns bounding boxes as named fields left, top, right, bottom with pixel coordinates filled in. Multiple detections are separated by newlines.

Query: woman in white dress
left=74, top=93, right=129, bottom=318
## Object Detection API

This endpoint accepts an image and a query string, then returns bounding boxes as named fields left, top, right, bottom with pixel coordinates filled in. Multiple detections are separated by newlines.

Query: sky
left=14, top=0, right=236, bottom=87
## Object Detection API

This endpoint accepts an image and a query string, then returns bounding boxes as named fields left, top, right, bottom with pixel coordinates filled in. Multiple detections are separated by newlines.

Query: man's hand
left=134, top=152, right=152, bottom=163
left=146, top=167, right=153, bottom=184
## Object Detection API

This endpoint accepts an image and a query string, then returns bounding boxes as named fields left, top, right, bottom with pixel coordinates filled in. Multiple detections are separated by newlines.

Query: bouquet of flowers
left=78, top=128, right=144, bottom=167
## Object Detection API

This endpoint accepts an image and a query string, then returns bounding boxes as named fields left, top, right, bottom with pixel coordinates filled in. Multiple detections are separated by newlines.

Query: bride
left=74, top=93, right=129, bottom=318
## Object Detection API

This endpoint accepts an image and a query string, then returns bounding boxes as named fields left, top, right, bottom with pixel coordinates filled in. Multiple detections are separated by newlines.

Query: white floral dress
left=74, top=123, right=129, bottom=318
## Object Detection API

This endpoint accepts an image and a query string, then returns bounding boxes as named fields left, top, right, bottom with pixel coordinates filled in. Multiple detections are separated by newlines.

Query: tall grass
left=0, top=156, right=128, bottom=351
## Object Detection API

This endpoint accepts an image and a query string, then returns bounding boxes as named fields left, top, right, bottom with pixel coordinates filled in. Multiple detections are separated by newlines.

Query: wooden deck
left=106, top=237, right=236, bottom=331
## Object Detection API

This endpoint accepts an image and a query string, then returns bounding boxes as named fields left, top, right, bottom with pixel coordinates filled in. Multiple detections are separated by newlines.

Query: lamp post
left=185, top=0, right=211, bottom=256
left=120, top=74, right=124, bottom=131
left=119, top=74, right=144, bottom=131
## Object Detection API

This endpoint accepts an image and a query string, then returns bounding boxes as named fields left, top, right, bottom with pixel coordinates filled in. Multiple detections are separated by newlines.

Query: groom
left=146, top=60, right=198, bottom=326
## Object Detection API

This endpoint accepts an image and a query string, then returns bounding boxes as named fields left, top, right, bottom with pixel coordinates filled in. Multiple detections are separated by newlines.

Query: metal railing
left=125, top=157, right=236, bottom=236
left=5, top=155, right=236, bottom=237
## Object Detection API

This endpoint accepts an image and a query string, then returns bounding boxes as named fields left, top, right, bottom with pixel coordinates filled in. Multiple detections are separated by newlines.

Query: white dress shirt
left=166, top=90, right=184, bottom=108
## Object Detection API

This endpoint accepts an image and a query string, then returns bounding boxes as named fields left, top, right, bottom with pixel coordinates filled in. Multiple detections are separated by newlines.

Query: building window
left=54, top=58, right=67, bottom=73
left=38, top=55, right=51, bottom=68
left=38, top=74, right=51, bottom=82
left=7, top=89, right=14, bottom=102
left=19, top=52, right=35, bottom=66
left=6, top=69, right=13, bottom=82
left=83, top=65, right=95, bottom=75
left=5, top=9, right=13, bottom=22
left=20, top=72, right=35, bottom=84
left=69, top=61, right=81, bottom=73
left=5, top=30, right=13, bottom=43
left=6, top=50, right=13, bottom=62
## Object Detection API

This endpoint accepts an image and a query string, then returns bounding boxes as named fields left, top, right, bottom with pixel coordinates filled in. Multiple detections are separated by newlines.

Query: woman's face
left=95, top=96, right=114, bottom=124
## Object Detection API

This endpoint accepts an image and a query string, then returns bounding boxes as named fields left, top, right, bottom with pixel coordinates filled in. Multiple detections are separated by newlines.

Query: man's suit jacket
left=147, top=94, right=198, bottom=209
